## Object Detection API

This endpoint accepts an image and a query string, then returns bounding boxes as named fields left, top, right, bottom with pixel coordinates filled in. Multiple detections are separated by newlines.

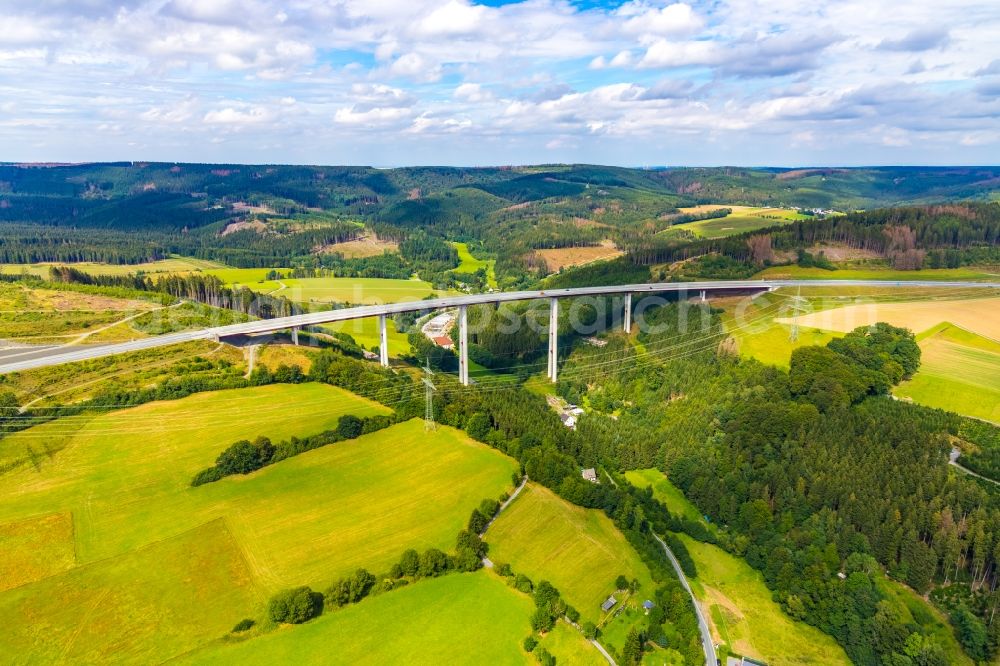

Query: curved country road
left=653, top=533, right=716, bottom=666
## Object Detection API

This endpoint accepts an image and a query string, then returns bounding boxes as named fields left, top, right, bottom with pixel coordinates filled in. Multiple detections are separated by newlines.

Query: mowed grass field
left=714, top=291, right=839, bottom=368
left=538, top=620, right=608, bottom=665
left=0, top=255, right=222, bottom=278
left=181, top=571, right=534, bottom=666
left=485, top=483, right=655, bottom=624
left=320, top=315, right=410, bottom=356
left=0, top=520, right=264, bottom=664
left=625, top=469, right=848, bottom=665
left=895, top=324, right=1000, bottom=422
left=0, top=385, right=519, bottom=662
left=0, top=511, right=76, bottom=591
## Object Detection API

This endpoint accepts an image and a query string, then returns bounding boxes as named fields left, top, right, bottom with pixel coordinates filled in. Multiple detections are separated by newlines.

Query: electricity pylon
left=422, top=358, right=436, bottom=431
left=789, top=284, right=804, bottom=343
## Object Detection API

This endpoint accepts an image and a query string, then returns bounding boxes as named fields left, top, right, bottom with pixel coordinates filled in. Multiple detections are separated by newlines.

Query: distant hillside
left=1, top=162, right=998, bottom=287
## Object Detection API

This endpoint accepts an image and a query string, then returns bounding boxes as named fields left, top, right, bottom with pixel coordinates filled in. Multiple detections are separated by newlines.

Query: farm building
left=582, top=468, right=598, bottom=483
left=601, top=595, right=617, bottom=612
left=432, top=335, right=454, bottom=349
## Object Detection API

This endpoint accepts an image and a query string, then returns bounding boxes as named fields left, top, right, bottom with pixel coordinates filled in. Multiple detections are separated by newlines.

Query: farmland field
left=535, top=241, right=623, bottom=272
left=0, top=385, right=520, bottom=662
left=0, top=406, right=517, bottom=592
left=895, top=323, right=1000, bottom=422
left=0, top=255, right=222, bottom=278
left=776, top=295, right=1000, bottom=341
left=0, top=511, right=76, bottom=591
left=0, top=520, right=265, bottom=664
left=0, top=384, right=391, bottom=568
left=669, top=205, right=809, bottom=239
left=754, top=264, right=1000, bottom=281
left=485, top=483, right=655, bottom=624
left=181, top=572, right=533, bottom=666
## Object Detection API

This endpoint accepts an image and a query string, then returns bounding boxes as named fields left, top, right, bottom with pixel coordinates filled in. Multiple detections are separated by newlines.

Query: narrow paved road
left=589, top=638, right=617, bottom=666
left=653, top=533, right=716, bottom=666
left=950, top=448, right=1000, bottom=486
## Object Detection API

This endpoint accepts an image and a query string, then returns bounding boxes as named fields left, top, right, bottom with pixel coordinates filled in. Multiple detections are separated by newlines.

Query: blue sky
left=0, top=0, right=998, bottom=166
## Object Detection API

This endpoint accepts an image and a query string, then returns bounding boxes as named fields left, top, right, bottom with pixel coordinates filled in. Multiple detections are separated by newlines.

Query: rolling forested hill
left=1, top=162, right=998, bottom=288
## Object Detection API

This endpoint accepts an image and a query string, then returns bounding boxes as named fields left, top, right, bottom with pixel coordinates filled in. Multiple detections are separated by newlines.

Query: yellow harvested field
left=536, top=241, right=623, bottom=272
left=314, top=234, right=399, bottom=258
left=776, top=296, right=1000, bottom=340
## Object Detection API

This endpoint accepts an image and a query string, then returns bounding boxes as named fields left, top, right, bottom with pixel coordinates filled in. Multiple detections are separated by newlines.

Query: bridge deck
left=2, top=279, right=997, bottom=375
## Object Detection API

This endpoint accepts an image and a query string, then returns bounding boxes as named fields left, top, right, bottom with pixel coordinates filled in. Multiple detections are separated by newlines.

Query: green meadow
left=0, top=520, right=264, bottom=664
left=715, top=291, right=838, bottom=368
left=0, top=385, right=519, bottom=662
left=538, top=620, right=608, bottom=665
left=320, top=315, right=410, bottom=356
left=485, top=483, right=655, bottom=625
left=624, top=469, right=704, bottom=523
left=181, top=572, right=534, bottom=666
left=450, top=241, right=498, bottom=288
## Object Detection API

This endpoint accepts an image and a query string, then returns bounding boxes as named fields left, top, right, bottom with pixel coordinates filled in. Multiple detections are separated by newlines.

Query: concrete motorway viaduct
left=2, top=279, right=998, bottom=381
